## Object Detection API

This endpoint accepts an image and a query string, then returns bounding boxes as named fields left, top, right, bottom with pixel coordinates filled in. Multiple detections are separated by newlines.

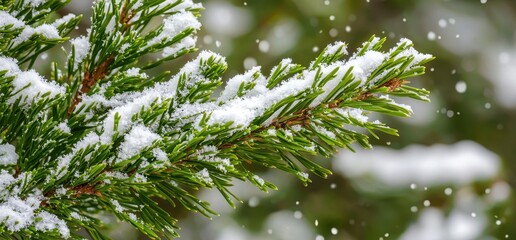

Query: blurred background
left=61, top=0, right=516, bottom=239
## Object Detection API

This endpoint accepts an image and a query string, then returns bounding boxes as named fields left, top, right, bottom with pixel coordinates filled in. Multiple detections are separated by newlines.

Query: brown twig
left=380, top=78, right=408, bottom=92
left=66, top=0, right=134, bottom=117
left=71, top=182, right=103, bottom=198
left=352, top=77, right=407, bottom=102
left=67, top=55, right=115, bottom=116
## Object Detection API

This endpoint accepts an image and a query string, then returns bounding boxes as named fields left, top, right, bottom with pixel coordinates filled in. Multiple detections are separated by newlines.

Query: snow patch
left=70, top=36, right=90, bottom=70
left=148, top=10, right=201, bottom=46
left=52, top=14, right=76, bottom=28
left=0, top=56, right=21, bottom=76
left=0, top=11, right=25, bottom=29
left=34, top=211, right=70, bottom=238
left=162, top=36, right=197, bottom=57
left=57, top=121, right=71, bottom=134
left=152, top=148, right=168, bottom=161
left=323, top=41, right=348, bottom=56
left=253, top=175, right=265, bottom=186
left=0, top=191, right=67, bottom=236
left=25, top=0, right=46, bottom=7
left=219, top=67, right=263, bottom=102
left=118, top=125, right=161, bottom=161
left=8, top=70, right=65, bottom=107
left=12, top=24, right=60, bottom=46
left=0, top=143, right=18, bottom=166
left=336, top=108, right=368, bottom=123
left=196, top=168, right=213, bottom=185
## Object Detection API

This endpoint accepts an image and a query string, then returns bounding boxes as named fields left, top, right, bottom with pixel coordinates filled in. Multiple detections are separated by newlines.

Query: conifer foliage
left=0, top=0, right=433, bottom=239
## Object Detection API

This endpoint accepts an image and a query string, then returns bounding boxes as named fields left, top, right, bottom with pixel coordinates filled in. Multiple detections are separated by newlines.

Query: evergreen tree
left=0, top=0, right=432, bottom=239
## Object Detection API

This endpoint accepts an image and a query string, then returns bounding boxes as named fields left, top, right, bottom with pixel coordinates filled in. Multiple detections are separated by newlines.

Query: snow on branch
left=0, top=0, right=433, bottom=239
left=0, top=56, right=65, bottom=107
left=0, top=3, right=79, bottom=65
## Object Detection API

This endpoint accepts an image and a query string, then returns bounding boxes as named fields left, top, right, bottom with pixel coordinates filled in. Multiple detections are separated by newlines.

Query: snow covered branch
left=0, top=0, right=433, bottom=239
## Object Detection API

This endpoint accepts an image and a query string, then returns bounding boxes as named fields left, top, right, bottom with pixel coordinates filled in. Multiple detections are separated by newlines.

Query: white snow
left=0, top=143, right=18, bottom=166
left=111, top=199, right=125, bottom=213
left=8, top=70, right=65, bottom=107
left=125, top=67, right=147, bottom=78
left=311, top=48, right=387, bottom=105
left=312, top=125, right=336, bottom=139
left=171, top=50, right=225, bottom=98
left=0, top=191, right=67, bottom=236
left=159, top=0, right=202, bottom=12
left=219, top=67, right=263, bottom=102
left=57, top=121, right=71, bottom=134
left=291, top=125, right=302, bottom=132
left=105, top=18, right=116, bottom=33
left=336, top=108, right=368, bottom=123
left=162, top=36, right=197, bottom=57
left=70, top=36, right=90, bottom=70
left=392, top=38, right=433, bottom=67
left=0, top=170, right=15, bottom=194
left=70, top=212, right=85, bottom=221
left=196, top=168, right=213, bottom=185
left=197, top=145, right=218, bottom=155
left=100, top=93, right=163, bottom=143
left=196, top=146, right=231, bottom=172
left=253, top=175, right=265, bottom=186
left=0, top=11, right=25, bottom=29
left=297, top=172, right=309, bottom=180
left=0, top=196, right=40, bottom=231
left=334, top=141, right=500, bottom=188
left=148, top=10, right=201, bottom=46
left=0, top=56, right=21, bottom=76
left=379, top=95, right=413, bottom=113
left=129, top=0, right=143, bottom=11
left=455, top=81, right=467, bottom=93
left=323, top=41, right=347, bottom=56
left=105, top=171, right=129, bottom=180
left=117, top=125, right=161, bottom=161
left=284, top=129, right=293, bottom=138
left=53, top=131, right=102, bottom=179
left=152, top=148, right=168, bottom=161
left=208, top=80, right=307, bottom=126
left=63, top=53, right=228, bottom=170
left=133, top=173, right=147, bottom=183
left=12, top=24, right=60, bottom=46
left=25, top=0, right=46, bottom=7
left=52, top=14, right=76, bottom=28
left=348, top=50, right=386, bottom=82
left=34, top=211, right=70, bottom=238
left=128, top=213, right=138, bottom=222
left=267, top=128, right=277, bottom=136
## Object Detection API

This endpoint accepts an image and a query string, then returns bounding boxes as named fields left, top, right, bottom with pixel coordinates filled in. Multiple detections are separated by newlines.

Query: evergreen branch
left=0, top=0, right=433, bottom=239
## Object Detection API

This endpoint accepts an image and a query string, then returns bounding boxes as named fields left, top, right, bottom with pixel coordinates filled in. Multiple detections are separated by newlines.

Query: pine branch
left=0, top=0, right=433, bottom=239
